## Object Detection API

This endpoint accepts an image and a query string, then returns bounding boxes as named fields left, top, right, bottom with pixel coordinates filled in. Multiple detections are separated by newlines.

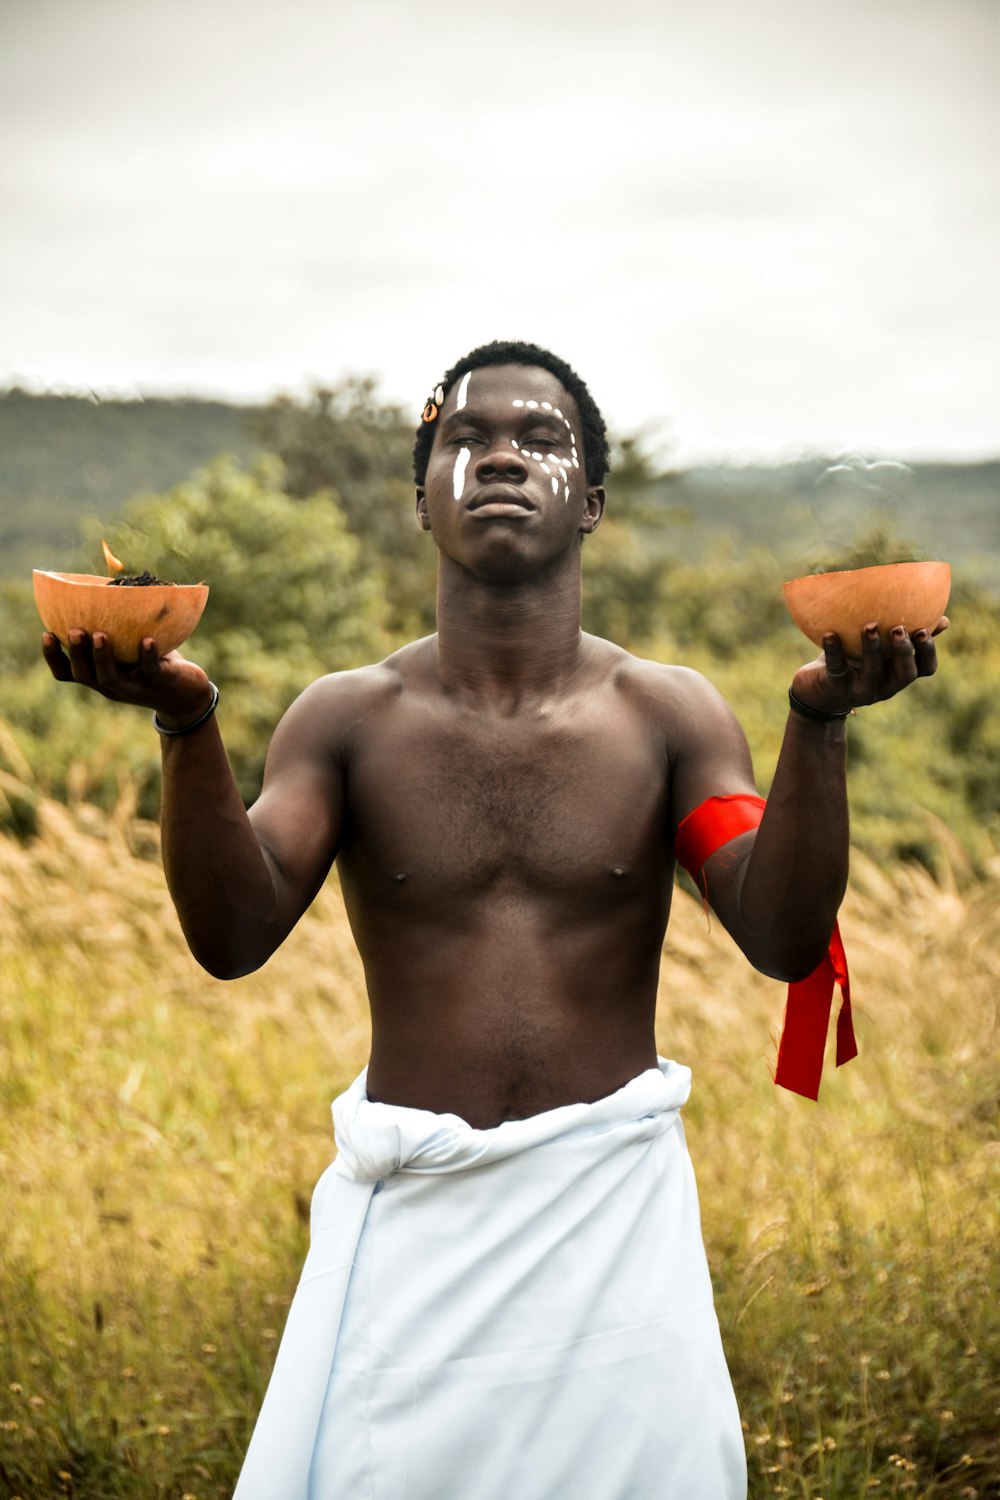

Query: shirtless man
left=42, top=341, right=943, bottom=1499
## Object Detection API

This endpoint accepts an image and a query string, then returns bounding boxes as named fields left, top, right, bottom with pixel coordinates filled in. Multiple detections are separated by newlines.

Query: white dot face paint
left=453, top=446, right=471, bottom=501
left=508, top=389, right=581, bottom=501
left=455, top=371, right=472, bottom=411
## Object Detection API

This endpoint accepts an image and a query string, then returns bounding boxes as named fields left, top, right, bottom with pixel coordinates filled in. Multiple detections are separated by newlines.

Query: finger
left=138, top=638, right=163, bottom=680
left=66, top=628, right=98, bottom=687
left=930, top=615, right=949, bottom=638
left=42, top=632, right=74, bottom=682
left=912, top=627, right=938, bottom=677
left=822, top=631, right=852, bottom=682
left=91, top=632, right=120, bottom=691
left=860, top=622, right=884, bottom=695
left=889, top=625, right=918, bottom=687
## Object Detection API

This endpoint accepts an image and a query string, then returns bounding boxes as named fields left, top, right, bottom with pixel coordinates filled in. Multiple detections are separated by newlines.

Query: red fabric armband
left=674, top=794, right=857, bottom=1101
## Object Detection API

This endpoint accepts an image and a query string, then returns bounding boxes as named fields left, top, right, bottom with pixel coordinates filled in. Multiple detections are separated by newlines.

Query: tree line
left=0, top=381, right=997, bottom=878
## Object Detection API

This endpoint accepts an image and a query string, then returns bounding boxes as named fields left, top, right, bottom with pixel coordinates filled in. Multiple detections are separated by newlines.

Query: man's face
left=415, top=364, right=605, bottom=579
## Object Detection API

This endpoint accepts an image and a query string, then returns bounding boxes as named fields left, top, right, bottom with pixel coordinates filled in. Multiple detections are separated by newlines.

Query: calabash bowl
left=33, top=571, right=209, bottom=663
left=782, top=561, right=950, bottom=657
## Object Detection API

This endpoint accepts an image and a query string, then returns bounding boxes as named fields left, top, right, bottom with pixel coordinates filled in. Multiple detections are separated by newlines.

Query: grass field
left=1, top=791, right=997, bottom=1499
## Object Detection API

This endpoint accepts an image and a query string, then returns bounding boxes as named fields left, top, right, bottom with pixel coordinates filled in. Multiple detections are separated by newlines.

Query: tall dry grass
left=1, top=788, right=997, bottom=1499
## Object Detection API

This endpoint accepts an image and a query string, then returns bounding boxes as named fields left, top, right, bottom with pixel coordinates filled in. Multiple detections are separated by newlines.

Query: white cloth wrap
left=235, top=1058, right=747, bottom=1500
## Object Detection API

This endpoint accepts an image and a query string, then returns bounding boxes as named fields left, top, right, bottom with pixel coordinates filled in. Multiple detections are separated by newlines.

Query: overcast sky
left=2, top=0, right=997, bottom=464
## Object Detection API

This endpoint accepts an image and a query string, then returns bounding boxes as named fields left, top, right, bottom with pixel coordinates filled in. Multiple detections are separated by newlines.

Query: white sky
left=1, top=0, right=997, bottom=464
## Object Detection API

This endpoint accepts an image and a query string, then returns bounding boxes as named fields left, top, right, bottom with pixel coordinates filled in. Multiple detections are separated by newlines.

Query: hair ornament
left=421, top=383, right=445, bottom=424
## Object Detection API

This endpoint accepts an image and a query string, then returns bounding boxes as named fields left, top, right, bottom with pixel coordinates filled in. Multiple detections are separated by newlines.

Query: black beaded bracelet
left=152, top=681, right=220, bottom=737
left=787, top=686, right=851, bottom=723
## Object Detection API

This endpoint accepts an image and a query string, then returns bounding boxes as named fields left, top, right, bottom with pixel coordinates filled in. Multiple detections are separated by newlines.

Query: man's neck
left=434, top=554, right=588, bottom=710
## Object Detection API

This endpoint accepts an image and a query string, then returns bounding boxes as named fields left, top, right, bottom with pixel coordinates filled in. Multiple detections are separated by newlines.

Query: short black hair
left=412, top=340, right=610, bottom=487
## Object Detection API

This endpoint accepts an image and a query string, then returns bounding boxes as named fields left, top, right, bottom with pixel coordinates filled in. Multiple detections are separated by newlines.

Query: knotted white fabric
left=234, top=1058, right=747, bottom=1499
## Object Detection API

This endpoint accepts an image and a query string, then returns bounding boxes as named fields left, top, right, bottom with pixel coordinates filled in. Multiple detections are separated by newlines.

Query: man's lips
left=467, top=486, right=536, bottom=514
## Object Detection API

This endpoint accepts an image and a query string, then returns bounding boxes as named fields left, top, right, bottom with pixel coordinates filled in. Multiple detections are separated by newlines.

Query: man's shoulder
left=280, top=637, right=436, bottom=733
left=591, top=637, right=723, bottom=710
left=591, top=640, right=745, bottom=759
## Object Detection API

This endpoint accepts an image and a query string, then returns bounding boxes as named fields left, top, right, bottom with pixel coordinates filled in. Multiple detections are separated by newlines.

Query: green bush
left=8, top=458, right=388, bottom=817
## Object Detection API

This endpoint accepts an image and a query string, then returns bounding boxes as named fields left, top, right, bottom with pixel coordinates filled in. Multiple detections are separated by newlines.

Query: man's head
left=413, top=355, right=607, bottom=582
left=412, top=340, right=610, bottom=488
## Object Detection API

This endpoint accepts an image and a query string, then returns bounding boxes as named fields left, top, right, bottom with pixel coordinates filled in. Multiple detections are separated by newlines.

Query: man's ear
left=415, top=487, right=432, bottom=531
left=580, top=486, right=606, bottom=536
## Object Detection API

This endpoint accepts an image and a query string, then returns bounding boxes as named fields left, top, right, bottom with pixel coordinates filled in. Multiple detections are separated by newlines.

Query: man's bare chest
left=340, top=699, right=672, bottom=896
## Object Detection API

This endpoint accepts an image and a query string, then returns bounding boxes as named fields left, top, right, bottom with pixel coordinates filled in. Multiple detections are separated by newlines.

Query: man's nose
left=476, top=440, right=528, bottom=480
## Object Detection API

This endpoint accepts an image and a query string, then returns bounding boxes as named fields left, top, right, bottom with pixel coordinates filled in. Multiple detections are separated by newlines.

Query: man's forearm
left=736, top=712, right=849, bottom=979
left=159, top=721, right=280, bottom=979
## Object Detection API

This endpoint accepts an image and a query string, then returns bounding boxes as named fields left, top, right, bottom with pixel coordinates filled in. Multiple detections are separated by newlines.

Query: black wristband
left=152, top=681, right=220, bottom=737
left=787, top=686, right=851, bottom=723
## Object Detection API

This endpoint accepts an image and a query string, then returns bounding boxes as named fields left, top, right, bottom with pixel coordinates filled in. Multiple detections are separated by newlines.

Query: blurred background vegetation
left=1, top=381, right=998, bottom=879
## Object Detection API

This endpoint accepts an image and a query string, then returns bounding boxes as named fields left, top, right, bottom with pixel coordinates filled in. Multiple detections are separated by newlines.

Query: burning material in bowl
left=782, top=561, right=950, bottom=657
left=33, top=540, right=208, bottom=663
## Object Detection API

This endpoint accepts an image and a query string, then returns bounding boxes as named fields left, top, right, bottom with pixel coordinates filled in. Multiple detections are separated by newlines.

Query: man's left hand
left=791, top=616, right=948, bottom=715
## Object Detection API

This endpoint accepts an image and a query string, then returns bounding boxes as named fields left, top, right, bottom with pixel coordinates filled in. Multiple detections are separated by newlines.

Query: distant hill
left=2, top=388, right=997, bottom=589
left=0, top=389, right=263, bottom=577
left=650, top=457, right=1000, bottom=587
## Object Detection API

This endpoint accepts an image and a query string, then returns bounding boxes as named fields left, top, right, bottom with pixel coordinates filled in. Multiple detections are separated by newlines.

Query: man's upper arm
left=245, top=672, right=358, bottom=941
left=666, top=668, right=759, bottom=836
left=662, top=667, right=762, bottom=931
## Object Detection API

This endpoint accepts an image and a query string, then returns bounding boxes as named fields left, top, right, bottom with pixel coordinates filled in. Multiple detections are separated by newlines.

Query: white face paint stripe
left=551, top=476, right=559, bottom=495
left=512, top=399, right=525, bottom=408
left=526, top=400, right=539, bottom=408
left=455, top=372, right=472, bottom=411
left=453, top=446, right=471, bottom=500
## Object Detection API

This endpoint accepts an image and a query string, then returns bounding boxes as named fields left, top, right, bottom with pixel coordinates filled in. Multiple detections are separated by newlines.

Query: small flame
left=101, top=538, right=125, bottom=575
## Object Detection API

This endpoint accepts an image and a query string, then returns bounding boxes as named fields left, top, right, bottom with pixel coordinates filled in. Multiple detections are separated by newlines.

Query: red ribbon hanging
left=674, top=794, right=857, bottom=1100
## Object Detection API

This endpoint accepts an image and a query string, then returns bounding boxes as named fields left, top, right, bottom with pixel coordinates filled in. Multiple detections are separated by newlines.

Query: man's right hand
left=41, top=630, right=215, bottom=731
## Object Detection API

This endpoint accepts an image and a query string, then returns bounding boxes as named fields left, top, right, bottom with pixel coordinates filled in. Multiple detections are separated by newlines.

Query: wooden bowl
left=33, top=571, right=209, bottom=663
left=783, top=561, right=950, bottom=657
